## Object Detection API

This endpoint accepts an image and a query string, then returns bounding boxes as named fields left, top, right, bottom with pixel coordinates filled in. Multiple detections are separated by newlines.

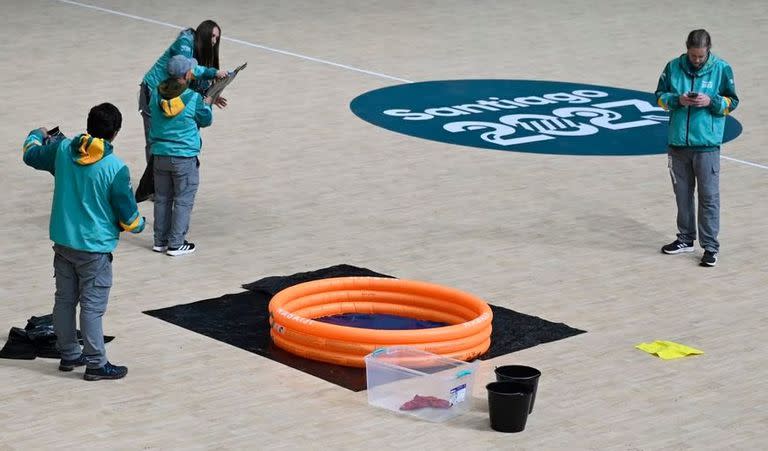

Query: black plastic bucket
left=486, top=381, right=533, bottom=433
left=494, top=365, right=541, bottom=413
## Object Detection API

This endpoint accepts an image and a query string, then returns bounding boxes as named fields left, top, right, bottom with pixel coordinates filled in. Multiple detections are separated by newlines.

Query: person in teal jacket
left=135, top=20, right=228, bottom=202
left=655, top=29, right=739, bottom=267
left=22, top=103, right=144, bottom=380
left=149, top=55, right=214, bottom=256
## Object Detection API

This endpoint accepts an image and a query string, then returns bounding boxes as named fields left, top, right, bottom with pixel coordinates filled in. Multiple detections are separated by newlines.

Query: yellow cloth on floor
left=635, top=341, right=704, bottom=360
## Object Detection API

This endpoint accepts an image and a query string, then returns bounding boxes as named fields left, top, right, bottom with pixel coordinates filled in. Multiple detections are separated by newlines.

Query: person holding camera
left=655, top=29, right=739, bottom=267
left=21, top=103, right=145, bottom=380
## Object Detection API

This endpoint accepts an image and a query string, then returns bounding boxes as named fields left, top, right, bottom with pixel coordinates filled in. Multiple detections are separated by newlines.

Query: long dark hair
left=194, top=20, right=221, bottom=68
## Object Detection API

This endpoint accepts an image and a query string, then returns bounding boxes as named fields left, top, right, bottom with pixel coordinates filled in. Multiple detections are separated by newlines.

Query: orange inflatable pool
left=268, top=277, right=493, bottom=367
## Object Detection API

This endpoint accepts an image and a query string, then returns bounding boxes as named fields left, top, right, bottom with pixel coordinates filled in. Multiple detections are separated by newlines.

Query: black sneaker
left=700, top=250, right=718, bottom=267
left=166, top=241, right=195, bottom=256
left=661, top=240, right=695, bottom=254
left=84, top=362, right=128, bottom=381
left=58, top=354, right=87, bottom=372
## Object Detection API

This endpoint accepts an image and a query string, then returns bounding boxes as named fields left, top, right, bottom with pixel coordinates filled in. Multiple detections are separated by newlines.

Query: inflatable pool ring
left=268, top=277, right=493, bottom=367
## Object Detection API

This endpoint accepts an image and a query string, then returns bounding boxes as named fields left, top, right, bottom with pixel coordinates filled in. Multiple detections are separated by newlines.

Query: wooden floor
left=1, top=0, right=767, bottom=449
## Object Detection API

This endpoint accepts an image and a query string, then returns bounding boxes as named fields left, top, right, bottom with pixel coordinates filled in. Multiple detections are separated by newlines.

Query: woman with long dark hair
left=135, top=20, right=227, bottom=202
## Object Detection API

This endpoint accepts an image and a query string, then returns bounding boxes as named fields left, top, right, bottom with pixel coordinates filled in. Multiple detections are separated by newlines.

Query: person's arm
left=195, top=95, right=214, bottom=128
left=109, top=165, right=145, bottom=233
left=709, top=64, right=739, bottom=116
left=655, top=63, right=684, bottom=111
left=22, top=128, right=58, bottom=174
left=192, top=65, right=227, bottom=81
left=169, top=32, right=225, bottom=80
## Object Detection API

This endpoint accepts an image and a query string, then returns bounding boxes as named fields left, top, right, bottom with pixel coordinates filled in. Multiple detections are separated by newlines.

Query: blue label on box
left=450, top=384, right=467, bottom=405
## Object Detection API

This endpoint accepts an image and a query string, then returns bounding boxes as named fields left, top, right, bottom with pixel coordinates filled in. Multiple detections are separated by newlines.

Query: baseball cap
left=167, top=55, right=197, bottom=78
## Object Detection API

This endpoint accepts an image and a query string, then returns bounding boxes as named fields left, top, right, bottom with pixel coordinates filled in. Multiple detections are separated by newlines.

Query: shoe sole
left=84, top=372, right=127, bottom=381
left=58, top=365, right=78, bottom=372
left=166, top=248, right=196, bottom=256
left=661, top=247, right=695, bottom=255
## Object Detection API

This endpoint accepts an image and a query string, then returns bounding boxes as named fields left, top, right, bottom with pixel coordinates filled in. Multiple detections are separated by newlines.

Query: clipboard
left=205, top=62, right=247, bottom=102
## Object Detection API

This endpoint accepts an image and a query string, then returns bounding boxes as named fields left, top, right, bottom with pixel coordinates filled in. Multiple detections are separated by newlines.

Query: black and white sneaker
left=166, top=241, right=195, bottom=256
left=152, top=245, right=167, bottom=253
left=661, top=240, right=695, bottom=254
left=700, top=250, right=718, bottom=267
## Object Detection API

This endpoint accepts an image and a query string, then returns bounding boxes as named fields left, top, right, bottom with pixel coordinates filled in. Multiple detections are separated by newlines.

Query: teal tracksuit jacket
left=22, top=130, right=144, bottom=253
left=142, top=29, right=219, bottom=91
left=655, top=53, right=739, bottom=148
left=149, top=79, right=213, bottom=158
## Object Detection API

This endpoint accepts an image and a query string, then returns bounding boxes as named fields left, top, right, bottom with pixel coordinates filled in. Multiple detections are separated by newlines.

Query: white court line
left=721, top=155, right=768, bottom=170
left=55, top=0, right=412, bottom=84
left=55, top=0, right=765, bottom=171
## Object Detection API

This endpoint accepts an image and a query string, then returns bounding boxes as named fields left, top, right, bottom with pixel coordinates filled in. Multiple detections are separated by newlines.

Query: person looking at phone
left=655, top=29, right=739, bottom=267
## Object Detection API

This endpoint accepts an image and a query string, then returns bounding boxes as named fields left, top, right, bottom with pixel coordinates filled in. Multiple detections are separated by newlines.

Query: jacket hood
left=158, top=79, right=189, bottom=117
left=69, top=134, right=113, bottom=165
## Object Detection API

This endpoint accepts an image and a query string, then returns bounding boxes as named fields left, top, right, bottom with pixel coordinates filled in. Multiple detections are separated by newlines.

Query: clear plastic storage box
left=364, top=346, right=479, bottom=422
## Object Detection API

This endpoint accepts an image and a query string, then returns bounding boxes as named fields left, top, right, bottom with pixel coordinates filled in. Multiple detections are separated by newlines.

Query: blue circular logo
left=350, top=80, right=742, bottom=156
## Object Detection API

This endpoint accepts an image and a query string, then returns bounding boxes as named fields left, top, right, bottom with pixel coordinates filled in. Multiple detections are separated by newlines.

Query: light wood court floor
left=1, top=0, right=766, bottom=449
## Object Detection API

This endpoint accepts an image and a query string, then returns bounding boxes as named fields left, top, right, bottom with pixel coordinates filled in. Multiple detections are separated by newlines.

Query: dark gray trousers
left=52, top=244, right=112, bottom=369
left=668, top=147, right=721, bottom=252
left=153, top=155, right=200, bottom=248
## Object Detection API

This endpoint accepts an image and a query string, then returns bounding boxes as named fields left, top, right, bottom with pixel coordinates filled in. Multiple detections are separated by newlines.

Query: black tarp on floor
left=144, top=265, right=585, bottom=391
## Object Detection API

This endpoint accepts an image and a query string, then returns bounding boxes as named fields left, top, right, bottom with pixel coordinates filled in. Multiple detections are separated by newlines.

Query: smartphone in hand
left=686, top=92, right=699, bottom=98
left=45, top=126, right=66, bottom=145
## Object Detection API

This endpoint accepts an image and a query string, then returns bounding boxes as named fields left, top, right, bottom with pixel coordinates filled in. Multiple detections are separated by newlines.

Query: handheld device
left=686, top=92, right=699, bottom=98
left=44, top=126, right=66, bottom=145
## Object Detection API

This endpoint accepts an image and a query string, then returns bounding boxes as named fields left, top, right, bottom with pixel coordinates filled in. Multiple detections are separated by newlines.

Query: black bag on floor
left=0, top=314, right=115, bottom=360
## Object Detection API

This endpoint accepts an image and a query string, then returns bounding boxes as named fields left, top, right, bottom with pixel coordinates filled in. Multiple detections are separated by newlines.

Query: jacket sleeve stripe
left=120, top=213, right=142, bottom=231
left=723, top=97, right=732, bottom=115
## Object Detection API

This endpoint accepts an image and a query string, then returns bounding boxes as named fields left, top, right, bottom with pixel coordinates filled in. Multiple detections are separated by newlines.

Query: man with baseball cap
left=148, top=55, right=214, bottom=256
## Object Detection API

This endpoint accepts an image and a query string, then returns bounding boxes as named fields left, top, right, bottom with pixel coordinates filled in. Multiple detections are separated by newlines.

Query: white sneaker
left=152, top=245, right=167, bottom=253
left=166, top=242, right=195, bottom=256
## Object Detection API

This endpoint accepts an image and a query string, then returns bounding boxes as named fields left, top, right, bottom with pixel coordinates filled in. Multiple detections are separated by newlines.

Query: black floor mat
left=144, top=265, right=585, bottom=391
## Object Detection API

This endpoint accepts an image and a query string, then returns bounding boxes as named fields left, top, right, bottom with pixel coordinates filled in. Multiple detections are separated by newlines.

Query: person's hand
left=204, top=96, right=214, bottom=105
left=214, top=96, right=228, bottom=109
left=215, top=69, right=228, bottom=79
left=692, top=93, right=711, bottom=108
left=679, top=94, right=695, bottom=106
left=133, top=217, right=146, bottom=234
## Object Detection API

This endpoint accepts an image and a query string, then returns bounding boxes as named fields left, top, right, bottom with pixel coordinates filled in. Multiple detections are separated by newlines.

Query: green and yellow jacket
left=142, top=29, right=219, bottom=92
left=149, top=79, right=213, bottom=158
left=655, top=53, right=739, bottom=148
left=22, top=130, right=144, bottom=253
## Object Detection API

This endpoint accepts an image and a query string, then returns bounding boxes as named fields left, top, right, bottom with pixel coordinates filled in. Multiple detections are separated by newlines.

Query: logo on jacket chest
left=350, top=80, right=741, bottom=156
